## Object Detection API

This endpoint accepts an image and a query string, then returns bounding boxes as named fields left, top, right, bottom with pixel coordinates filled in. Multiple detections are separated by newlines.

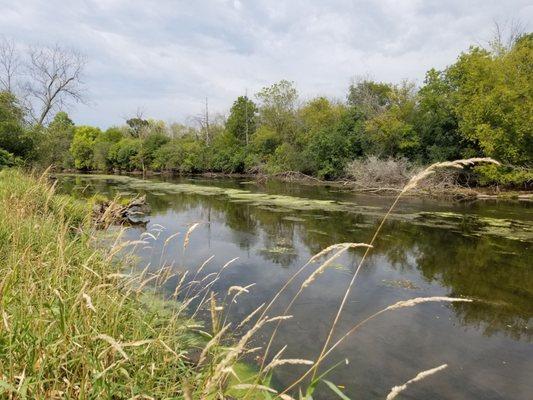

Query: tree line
left=0, top=32, right=531, bottom=187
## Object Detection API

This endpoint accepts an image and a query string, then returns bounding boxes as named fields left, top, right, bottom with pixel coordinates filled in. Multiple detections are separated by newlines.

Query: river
left=56, top=173, right=533, bottom=400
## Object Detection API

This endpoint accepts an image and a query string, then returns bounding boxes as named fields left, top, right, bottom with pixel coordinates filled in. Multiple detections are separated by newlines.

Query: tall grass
left=0, top=170, right=203, bottom=398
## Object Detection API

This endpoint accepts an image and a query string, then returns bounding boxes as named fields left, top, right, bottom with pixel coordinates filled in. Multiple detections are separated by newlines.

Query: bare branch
left=0, top=36, right=20, bottom=93
left=489, top=19, right=527, bottom=55
left=23, top=44, right=87, bottom=125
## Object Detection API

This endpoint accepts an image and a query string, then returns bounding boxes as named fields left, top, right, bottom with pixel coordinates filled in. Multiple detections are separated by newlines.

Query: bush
left=266, top=143, right=304, bottom=174
left=0, top=148, right=16, bottom=168
left=209, top=132, right=247, bottom=173
left=303, top=128, right=351, bottom=179
left=474, top=164, right=533, bottom=189
left=152, top=138, right=207, bottom=173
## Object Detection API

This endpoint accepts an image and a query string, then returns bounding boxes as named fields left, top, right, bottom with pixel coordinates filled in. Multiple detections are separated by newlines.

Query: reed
left=386, top=364, right=448, bottom=400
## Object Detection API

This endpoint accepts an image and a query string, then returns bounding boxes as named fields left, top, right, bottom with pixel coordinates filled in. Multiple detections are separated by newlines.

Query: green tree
left=225, top=96, right=258, bottom=145
left=138, top=131, right=170, bottom=169
left=92, top=127, right=124, bottom=171
left=37, top=111, right=75, bottom=168
left=256, top=80, right=299, bottom=143
left=303, top=127, right=351, bottom=179
left=126, top=117, right=149, bottom=138
left=298, top=97, right=351, bottom=178
left=446, top=34, right=533, bottom=165
left=151, top=137, right=207, bottom=173
left=70, top=126, right=101, bottom=170
left=298, top=97, right=344, bottom=138
left=364, top=82, right=420, bottom=158
left=209, top=131, right=246, bottom=173
left=0, top=91, right=33, bottom=159
left=415, top=69, right=468, bottom=162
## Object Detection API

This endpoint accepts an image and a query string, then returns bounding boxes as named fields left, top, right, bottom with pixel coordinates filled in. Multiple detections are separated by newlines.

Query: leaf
left=323, top=380, right=350, bottom=400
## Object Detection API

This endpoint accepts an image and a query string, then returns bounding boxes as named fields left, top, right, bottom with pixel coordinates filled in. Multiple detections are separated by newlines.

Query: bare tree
left=347, top=75, right=392, bottom=117
left=0, top=37, right=20, bottom=93
left=190, top=97, right=212, bottom=144
left=490, top=19, right=526, bottom=55
left=24, top=45, right=86, bottom=125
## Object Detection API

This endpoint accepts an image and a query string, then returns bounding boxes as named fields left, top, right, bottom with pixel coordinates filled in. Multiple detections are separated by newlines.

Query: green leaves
left=323, top=380, right=351, bottom=400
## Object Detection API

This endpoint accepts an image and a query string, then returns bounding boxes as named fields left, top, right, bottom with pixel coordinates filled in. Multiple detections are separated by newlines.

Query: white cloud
left=0, top=0, right=531, bottom=127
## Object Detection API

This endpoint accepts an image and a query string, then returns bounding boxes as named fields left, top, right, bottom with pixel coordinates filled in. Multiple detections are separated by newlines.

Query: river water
left=57, top=174, right=532, bottom=400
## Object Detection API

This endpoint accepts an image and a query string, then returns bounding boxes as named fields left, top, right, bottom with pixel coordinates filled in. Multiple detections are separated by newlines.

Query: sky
left=0, top=0, right=531, bottom=128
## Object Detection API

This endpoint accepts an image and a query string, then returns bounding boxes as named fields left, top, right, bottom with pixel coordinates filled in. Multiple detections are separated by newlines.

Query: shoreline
left=58, top=169, right=533, bottom=202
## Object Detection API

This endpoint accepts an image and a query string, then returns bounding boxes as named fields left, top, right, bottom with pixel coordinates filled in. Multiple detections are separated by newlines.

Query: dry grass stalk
left=385, top=296, right=473, bottom=311
left=265, top=315, right=293, bottom=323
left=173, top=271, right=189, bottom=298
left=82, top=293, right=96, bottom=312
left=95, top=334, right=129, bottom=360
left=386, top=364, right=448, bottom=400
left=197, top=323, right=232, bottom=366
left=307, top=243, right=353, bottom=264
left=231, top=384, right=277, bottom=393
left=210, top=292, right=221, bottom=334
left=228, top=285, right=250, bottom=295
left=402, top=157, right=499, bottom=193
left=264, top=359, right=313, bottom=372
left=220, top=257, right=239, bottom=272
left=203, top=317, right=269, bottom=396
left=228, top=283, right=255, bottom=303
left=196, top=255, right=215, bottom=276
left=302, top=243, right=371, bottom=289
left=183, top=222, right=200, bottom=249
left=182, top=255, right=214, bottom=300
left=278, top=395, right=296, bottom=400
left=161, top=231, right=180, bottom=255
left=237, top=303, right=265, bottom=330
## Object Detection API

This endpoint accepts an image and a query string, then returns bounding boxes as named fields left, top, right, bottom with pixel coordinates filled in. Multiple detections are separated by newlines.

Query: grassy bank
left=0, top=169, right=206, bottom=398
left=0, top=166, right=485, bottom=399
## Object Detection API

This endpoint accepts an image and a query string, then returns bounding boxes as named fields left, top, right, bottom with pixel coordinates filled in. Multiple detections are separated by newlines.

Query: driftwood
left=93, top=195, right=150, bottom=228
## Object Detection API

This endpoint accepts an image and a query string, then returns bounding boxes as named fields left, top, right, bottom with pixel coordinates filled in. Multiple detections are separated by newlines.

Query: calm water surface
left=57, top=174, right=533, bottom=400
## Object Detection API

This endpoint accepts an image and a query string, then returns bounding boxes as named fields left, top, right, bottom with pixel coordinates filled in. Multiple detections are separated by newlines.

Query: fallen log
left=93, top=195, right=150, bottom=228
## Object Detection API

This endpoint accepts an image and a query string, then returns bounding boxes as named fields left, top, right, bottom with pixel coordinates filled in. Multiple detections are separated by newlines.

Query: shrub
left=152, top=138, right=207, bottom=173
left=474, top=164, right=533, bottom=189
left=0, top=148, right=16, bottom=168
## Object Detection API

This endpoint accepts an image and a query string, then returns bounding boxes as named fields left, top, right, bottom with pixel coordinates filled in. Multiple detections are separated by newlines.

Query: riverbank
left=60, top=168, right=533, bottom=202
left=0, top=169, right=282, bottom=399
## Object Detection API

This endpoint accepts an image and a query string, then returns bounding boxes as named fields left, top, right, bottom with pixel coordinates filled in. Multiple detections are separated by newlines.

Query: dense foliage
left=1, top=34, right=531, bottom=187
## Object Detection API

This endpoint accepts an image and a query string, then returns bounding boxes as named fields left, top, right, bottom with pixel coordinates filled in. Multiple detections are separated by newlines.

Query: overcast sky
left=1, top=0, right=531, bottom=128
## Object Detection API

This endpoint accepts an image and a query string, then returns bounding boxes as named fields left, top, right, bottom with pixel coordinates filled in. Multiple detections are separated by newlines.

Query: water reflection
left=57, top=174, right=533, bottom=399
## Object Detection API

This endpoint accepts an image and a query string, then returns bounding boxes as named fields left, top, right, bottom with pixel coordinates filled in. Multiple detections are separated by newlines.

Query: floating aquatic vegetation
left=282, top=216, right=307, bottom=222
left=381, top=279, right=420, bottom=290
left=415, top=211, right=533, bottom=242
left=259, top=246, right=297, bottom=255
left=58, top=174, right=533, bottom=242
left=308, top=229, right=328, bottom=236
